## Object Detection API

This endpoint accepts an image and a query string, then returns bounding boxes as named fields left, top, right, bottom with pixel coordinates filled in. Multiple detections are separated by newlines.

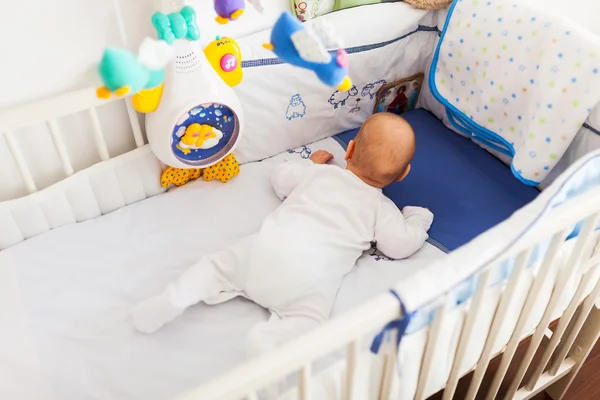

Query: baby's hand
left=310, top=150, right=334, bottom=164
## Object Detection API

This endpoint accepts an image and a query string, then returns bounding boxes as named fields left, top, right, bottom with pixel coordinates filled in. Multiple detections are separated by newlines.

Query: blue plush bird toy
left=263, top=12, right=352, bottom=91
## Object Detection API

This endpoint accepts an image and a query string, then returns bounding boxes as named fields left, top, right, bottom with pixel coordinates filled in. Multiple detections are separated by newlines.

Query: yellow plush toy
left=160, top=153, right=240, bottom=188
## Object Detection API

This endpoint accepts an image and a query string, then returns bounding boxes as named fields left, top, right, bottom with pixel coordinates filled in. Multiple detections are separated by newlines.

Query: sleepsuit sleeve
left=270, top=160, right=314, bottom=200
left=374, top=199, right=434, bottom=260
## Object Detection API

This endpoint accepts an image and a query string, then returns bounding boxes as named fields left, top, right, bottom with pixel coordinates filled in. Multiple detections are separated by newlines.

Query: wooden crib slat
left=46, top=119, right=74, bottom=176
left=443, top=268, right=492, bottom=400
left=125, top=99, right=145, bottom=148
left=345, top=340, right=359, bottom=400
left=379, top=330, right=398, bottom=400
left=484, top=230, right=569, bottom=400
left=3, top=131, right=37, bottom=193
left=298, top=364, right=311, bottom=400
left=525, top=265, right=599, bottom=389
left=548, top=260, right=600, bottom=376
left=88, top=107, right=110, bottom=161
left=505, top=212, right=600, bottom=398
left=415, top=296, right=452, bottom=400
left=463, top=248, right=532, bottom=400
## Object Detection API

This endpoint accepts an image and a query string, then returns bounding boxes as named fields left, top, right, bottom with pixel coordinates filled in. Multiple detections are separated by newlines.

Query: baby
left=133, top=112, right=433, bottom=356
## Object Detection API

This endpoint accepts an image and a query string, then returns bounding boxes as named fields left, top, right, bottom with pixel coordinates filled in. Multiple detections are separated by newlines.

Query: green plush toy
left=291, top=0, right=451, bottom=21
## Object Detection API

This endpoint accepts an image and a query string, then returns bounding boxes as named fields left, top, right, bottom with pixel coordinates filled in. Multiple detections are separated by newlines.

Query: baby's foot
left=132, top=293, right=184, bottom=334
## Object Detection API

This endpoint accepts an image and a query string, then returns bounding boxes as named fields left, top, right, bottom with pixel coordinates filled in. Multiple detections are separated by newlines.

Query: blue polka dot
left=531, top=17, right=536, bottom=21
left=551, top=66, right=559, bottom=73
left=594, top=68, right=599, bottom=74
left=509, top=58, right=514, bottom=62
left=503, top=98, right=509, bottom=104
left=566, top=31, right=571, bottom=36
left=588, top=108, right=593, bottom=113
left=547, top=103, right=553, bottom=109
left=546, top=137, right=551, bottom=143
left=456, top=98, right=460, bottom=102
left=518, top=115, right=522, bottom=120
left=529, top=151, right=537, bottom=158
left=558, top=53, right=563, bottom=58
left=512, top=93, right=517, bottom=98
left=536, top=65, right=540, bottom=70
left=467, top=66, right=471, bottom=71
left=530, top=79, right=535, bottom=84
left=544, top=166, right=549, bottom=171
left=488, top=33, right=492, bottom=37
left=472, top=13, right=477, bottom=17
left=572, top=77, right=577, bottom=83
left=484, top=105, right=489, bottom=110
left=470, top=90, right=475, bottom=95
left=448, top=53, right=453, bottom=57
left=450, top=74, right=454, bottom=79
left=460, top=39, right=464, bottom=43
left=490, top=81, right=494, bottom=86
left=487, top=1, right=491, bottom=5
left=498, top=18, right=503, bottom=22
left=519, top=65, right=526, bottom=71
left=518, top=35, right=523, bottom=40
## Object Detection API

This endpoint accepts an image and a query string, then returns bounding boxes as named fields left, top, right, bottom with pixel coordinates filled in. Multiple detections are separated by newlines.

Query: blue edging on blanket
left=427, top=0, right=539, bottom=186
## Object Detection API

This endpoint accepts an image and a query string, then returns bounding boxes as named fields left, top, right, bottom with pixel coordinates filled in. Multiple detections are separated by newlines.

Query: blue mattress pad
left=334, top=109, right=540, bottom=252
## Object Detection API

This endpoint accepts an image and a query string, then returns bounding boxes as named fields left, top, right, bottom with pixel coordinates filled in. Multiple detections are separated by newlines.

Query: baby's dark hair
left=350, top=113, right=416, bottom=186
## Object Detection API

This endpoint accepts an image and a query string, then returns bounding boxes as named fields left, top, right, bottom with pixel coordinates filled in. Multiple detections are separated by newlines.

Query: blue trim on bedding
left=427, top=0, right=536, bottom=186
left=584, top=122, right=600, bottom=136
left=241, top=25, right=440, bottom=69
left=370, top=290, right=414, bottom=354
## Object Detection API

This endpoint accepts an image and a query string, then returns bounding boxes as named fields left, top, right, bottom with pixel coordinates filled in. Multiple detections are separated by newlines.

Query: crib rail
left=0, top=87, right=143, bottom=196
left=178, top=183, right=600, bottom=400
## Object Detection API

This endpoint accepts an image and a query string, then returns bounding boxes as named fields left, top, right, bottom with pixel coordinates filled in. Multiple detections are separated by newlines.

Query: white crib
left=1, top=3, right=600, bottom=400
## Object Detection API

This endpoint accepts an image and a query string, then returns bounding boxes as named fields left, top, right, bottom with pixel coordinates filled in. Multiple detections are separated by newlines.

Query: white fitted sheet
left=0, top=137, right=445, bottom=400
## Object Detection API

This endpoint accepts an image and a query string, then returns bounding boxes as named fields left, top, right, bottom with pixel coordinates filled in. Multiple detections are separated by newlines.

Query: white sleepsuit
left=133, top=160, right=434, bottom=356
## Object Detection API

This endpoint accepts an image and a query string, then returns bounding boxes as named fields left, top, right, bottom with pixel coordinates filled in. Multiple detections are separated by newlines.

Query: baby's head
left=345, top=112, right=416, bottom=188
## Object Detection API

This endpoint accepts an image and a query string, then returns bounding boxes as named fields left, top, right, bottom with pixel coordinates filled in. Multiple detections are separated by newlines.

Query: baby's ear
left=397, top=164, right=412, bottom=182
left=345, top=140, right=356, bottom=161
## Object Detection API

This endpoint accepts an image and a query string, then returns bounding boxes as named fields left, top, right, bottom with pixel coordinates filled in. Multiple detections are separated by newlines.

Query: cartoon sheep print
left=361, top=80, right=386, bottom=100
left=286, top=94, right=307, bottom=120
left=328, top=85, right=358, bottom=109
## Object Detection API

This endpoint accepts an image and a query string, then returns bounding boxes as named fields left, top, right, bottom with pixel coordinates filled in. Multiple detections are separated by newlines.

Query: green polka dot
left=490, top=97, right=496, bottom=103
left=482, top=47, right=487, bottom=53
left=575, top=61, right=582, bottom=68
left=482, top=71, right=487, bottom=77
left=458, top=51, right=463, bottom=58
left=549, top=154, right=558, bottom=160
left=572, top=100, right=580, bottom=108
left=488, top=118, right=495, bottom=123
left=473, top=78, right=478, bottom=84
left=473, top=0, right=479, bottom=4
left=456, top=66, right=460, bottom=72
left=499, top=84, right=504, bottom=91
left=475, top=30, right=481, bottom=36
left=549, top=82, right=555, bottom=88
left=528, top=133, right=535, bottom=140
left=509, top=126, right=515, bottom=132
left=502, top=45, right=508, bottom=51
left=532, top=31, right=538, bottom=37
left=590, top=52, right=597, bottom=58
left=497, top=4, right=503, bottom=9
left=539, top=118, right=547, bottom=124
left=441, top=79, right=446, bottom=85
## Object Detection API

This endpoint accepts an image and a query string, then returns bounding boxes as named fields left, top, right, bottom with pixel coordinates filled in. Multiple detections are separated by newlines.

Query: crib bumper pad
left=429, top=0, right=600, bottom=185
left=335, top=109, right=540, bottom=253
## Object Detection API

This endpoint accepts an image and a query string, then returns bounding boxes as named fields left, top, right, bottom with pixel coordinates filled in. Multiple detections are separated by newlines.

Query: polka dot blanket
left=429, top=0, right=600, bottom=185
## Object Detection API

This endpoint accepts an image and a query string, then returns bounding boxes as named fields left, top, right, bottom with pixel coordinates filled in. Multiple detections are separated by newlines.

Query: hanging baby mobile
left=95, top=0, right=351, bottom=187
